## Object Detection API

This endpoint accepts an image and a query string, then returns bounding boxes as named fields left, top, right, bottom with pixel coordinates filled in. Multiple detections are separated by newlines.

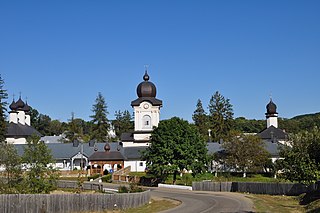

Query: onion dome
left=104, top=143, right=111, bottom=152
left=9, top=100, right=18, bottom=111
left=266, top=99, right=277, bottom=114
left=16, top=97, right=25, bottom=109
left=22, top=101, right=31, bottom=112
left=136, top=71, right=157, bottom=98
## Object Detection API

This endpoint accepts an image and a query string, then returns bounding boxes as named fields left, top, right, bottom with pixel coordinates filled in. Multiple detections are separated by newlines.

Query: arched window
left=143, top=115, right=151, bottom=129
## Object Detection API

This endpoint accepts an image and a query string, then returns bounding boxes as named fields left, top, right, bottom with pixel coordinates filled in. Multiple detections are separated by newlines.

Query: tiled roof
left=258, top=126, right=288, bottom=140
left=89, top=151, right=125, bottom=161
left=6, top=122, right=42, bottom=137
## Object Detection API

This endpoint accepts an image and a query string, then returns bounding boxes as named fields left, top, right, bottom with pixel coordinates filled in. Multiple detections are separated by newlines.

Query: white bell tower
left=131, top=71, right=162, bottom=142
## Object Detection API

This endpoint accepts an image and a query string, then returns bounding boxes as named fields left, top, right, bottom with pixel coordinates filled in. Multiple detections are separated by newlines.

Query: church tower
left=265, top=98, right=278, bottom=128
left=131, top=71, right=162, bottom=142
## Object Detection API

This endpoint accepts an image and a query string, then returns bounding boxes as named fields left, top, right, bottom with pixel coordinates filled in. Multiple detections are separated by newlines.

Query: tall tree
left=142, top=117, right=208, bottom=184
left=192, top=99, right=209, bottom=140
left=21, top=134, right=58, bottom=193
left=65, top=112, right=83, bottom=142
left=112, top=110, right=133, bottom=139
left=0, top=75, right=8, bottom=142
left=90, top=92, right=110, bottom=142
left=277, top=127, right=320, bottom=184
left=208, top=91, right=234, bottom=141
left=0, top=143, right=22, bottom=193
left=222, top=134, right=270, bottom=177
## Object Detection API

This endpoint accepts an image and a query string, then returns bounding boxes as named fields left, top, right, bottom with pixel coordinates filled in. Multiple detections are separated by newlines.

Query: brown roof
left=88, top=151, right=125, bottom=161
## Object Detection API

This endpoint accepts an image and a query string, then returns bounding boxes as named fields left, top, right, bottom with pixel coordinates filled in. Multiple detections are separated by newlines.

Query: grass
left=248, top=194, right=304, bottom=213
left=82, top=198, right=180, bottom=213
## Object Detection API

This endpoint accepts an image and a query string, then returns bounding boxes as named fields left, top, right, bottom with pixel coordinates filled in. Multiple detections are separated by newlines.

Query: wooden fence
left=192, top=181, right=319, bottom=196
left=0, top=191, right=151, bottom=213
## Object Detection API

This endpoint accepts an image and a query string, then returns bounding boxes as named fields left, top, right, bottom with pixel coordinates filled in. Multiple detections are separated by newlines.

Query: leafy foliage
left=90, top=92, right=110, bottom=142
left=208, top=91, right=234, bottom=141
left=112, top=110, right=133, bottom=139
left=65, top=112, right=84, bottom=142
left=222, top=134, right=270, bottom=176
left=0, top=75, right=8, bottom=142
left=277, top=127, right=320, bottom=184
left=0, top=143, right=22, bottom=193
left=142, top=117, right=208, bottom=183
left=192, top=99, right=209, bottom=140
left=21, top=134, right=59, bottom=193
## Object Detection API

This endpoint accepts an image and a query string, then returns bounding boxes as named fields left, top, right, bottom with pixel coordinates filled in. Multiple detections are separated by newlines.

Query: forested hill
left=234, top=112, right=320, bottom=134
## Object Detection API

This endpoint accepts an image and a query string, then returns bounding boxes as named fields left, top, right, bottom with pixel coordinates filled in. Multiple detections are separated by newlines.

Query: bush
left=101, top=174, right=112, bottom=183
left=118, top=186, right=129, bottom=193
left=87, top=174, right=100, bottom=181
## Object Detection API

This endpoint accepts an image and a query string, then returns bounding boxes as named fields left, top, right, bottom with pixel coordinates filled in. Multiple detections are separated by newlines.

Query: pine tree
left=65, top=112, right=83, bottom=142
left=208, top=91, right=234, bottom=142
left=113, top=110, right=133, bottom=138
left=0, top=75, right=8, bottom=142
left=192, top=99, right=209, bottom=140
left=90, top=92, right=109, bottom=142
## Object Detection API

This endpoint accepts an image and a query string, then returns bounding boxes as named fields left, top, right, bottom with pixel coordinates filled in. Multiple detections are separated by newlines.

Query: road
left=101, top=183, right=254, bottom=213
left=150, top=188, right=254, bottom=213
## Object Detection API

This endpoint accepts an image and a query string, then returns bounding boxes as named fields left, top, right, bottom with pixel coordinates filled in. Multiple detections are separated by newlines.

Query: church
left=7, top=70, right=288, bottom=174
left=10, top=70, right=162, bottom=173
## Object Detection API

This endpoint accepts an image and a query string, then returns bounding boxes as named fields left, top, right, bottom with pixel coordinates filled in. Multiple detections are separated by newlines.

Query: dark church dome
left=16, top=97, right=25, bottom=109
left=136, top=71, right=157, bottom=98
left=266, top=99, right=277, bottom=114
left=9, top=100, right=18, bottom=111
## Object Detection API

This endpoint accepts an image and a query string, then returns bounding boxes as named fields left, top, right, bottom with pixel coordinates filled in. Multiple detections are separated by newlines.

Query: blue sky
left=1, top=1, right=319, bottom=122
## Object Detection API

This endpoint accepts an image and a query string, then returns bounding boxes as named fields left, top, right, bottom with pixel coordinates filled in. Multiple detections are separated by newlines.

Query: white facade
left=133, top=101, right=160, bottom=132
left=124, top=160, right=146, bottom=172
left=17, top=110, right=26, bottom=125
left=6, top=137, right=27, bottom=144
left=267, top=116, right=278, bottom=128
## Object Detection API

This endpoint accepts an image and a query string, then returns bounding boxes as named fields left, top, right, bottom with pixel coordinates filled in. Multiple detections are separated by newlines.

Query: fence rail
left=0, top=181, right=150, bottom=213
left=192, top=181, right=319, bottom=196
left=0, top=191, right=150, bottom=213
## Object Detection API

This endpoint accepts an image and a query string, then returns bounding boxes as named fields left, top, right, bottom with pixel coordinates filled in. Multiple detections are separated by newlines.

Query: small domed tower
left=9, top=98, right=18, bottom=123
left=265, top=98, right=278, bottom=128
left=131, top=70, right=162, bottom=141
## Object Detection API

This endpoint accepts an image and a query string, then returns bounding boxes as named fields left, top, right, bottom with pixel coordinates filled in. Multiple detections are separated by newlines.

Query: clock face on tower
left=143, top=103, right=149, bottom=109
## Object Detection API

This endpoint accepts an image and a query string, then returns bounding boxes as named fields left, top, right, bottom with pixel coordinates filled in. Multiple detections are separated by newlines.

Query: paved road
left=101, top=183, right=254, bottom=213
left=150, top=188, right=254, bottom=213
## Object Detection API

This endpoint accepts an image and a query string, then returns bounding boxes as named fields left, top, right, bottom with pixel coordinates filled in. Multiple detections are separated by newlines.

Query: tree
left=192, top=99, right=209, bottom=140
left=90, top=92, right=110, bottom=142
left=112, top=110, right=133, bottom=139
left=21, top=134, right=58, bottom=193
left=0, top=143, right=22, bottom=193
left=65, top=112, right=84, bottom=142
left=277, top=127, right=320, bottom=184
left=222, top=134, right=270, bottom=177
left=208, top=91, right=234, bottom=141
left=0, top=75, right=8, bottom=142
left=142, top=117, right=208, bottom=184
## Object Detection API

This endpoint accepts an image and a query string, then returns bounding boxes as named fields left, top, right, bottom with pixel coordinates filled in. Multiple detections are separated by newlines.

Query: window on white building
left=143, top=115, right=151, bottom=129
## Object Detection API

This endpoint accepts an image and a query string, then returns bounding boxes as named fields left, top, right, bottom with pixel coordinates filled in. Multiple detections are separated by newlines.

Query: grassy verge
left=247, top=194, right=304, bottom=213
left=248, top=193, right=320, bottom=213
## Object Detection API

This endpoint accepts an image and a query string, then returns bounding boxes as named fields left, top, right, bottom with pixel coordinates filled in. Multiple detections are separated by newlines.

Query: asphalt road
left=101, top=183, right=255, bottom=213
left=150, top=188, right=254, bottom=213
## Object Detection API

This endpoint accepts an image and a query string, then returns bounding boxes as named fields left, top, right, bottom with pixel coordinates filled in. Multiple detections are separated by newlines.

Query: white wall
left=124, top=160, right=146, bottom=172
left=17, top=110, right=26, bottom=125
left=9, top=112, right=18, bottom=124
left=134, top=102, right=160, bottom=131
left=6, top=137, right=27, bottom=144
left=267, top=116, right=278, bottom=128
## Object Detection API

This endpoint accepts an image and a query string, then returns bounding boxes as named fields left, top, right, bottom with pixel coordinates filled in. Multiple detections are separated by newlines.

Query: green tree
left=0, top=75, right=8, bottom=142
left=208, top=91, right=234, bottom=141
left=277, top=127, right=320, bottom=184
left=90, top=92, right=110, bottom=142
left=222, top=134, right=270, bottom=177
left=0, top=143, right=22, bottom=193
left=192, top=99, right=209, bottom=140
left=112, top=110, right=133, bottom=139
left=21, top=134, right=58, bottom=193
left=65, top=112, right=83, bottom=142
left=142, top=117, right=208, bottom=184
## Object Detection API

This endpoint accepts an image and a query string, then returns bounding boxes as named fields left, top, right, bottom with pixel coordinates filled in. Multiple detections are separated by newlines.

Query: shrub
left=101, top=174, right=112, bottom=183
left=87, top=174, right=100, bottom=181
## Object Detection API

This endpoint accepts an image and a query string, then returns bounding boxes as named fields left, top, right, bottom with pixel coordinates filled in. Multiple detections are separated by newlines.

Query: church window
left=143, top=115, right=151, bottom=129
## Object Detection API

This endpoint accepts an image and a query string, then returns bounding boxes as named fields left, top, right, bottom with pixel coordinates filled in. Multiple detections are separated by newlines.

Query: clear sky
left=1, top=1, right=319, bottom=122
